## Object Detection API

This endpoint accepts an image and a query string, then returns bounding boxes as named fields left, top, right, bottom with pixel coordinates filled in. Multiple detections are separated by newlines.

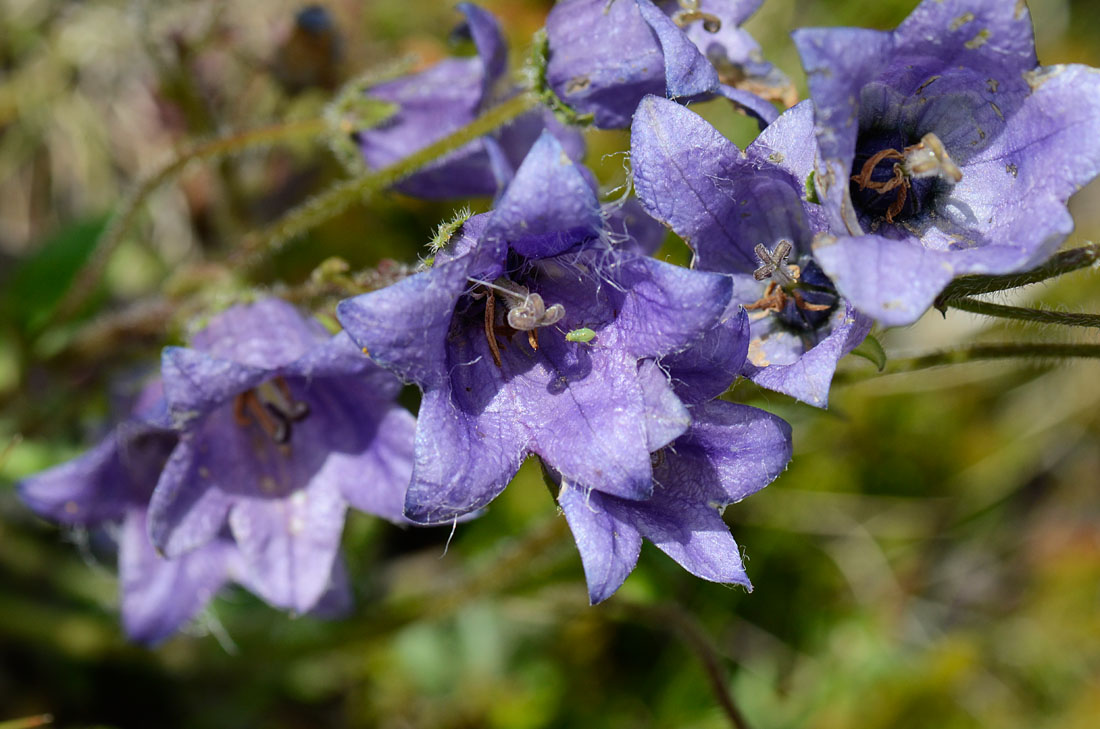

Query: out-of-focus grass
left=1, top=1, right=1099, bottom=728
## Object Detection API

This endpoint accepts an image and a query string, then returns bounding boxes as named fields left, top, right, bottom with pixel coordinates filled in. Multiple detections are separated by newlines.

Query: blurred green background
left=2, top=0, right=1099, bottom=727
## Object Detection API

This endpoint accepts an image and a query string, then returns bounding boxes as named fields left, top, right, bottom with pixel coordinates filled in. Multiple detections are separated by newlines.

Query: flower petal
left=190, top=299, right=326, bottom=368
left=228, top=476, right=348, bottom=614
left=661, top=306, right=750, bottom=404
left=161, top=346, right=268, bottom=426
left=636, top=0, right=718, bottom=99
left=331, top=405, right=416, bottom=524
left=119, top=508, right=233, bottom=644
left=147, top=439, right=233, bottom=558
left=742, top=304, right=871, bottom=408
left=336, top=257, right=471, bottom=390
left=813, top=234, right=956, bottom=327
left=558, top=483, right=643, bottom=604
left=403, top=386, right=528, bottom=524
left=612, top=255, right=733, bottom=359
left=485, top=131, right=603, bottom=260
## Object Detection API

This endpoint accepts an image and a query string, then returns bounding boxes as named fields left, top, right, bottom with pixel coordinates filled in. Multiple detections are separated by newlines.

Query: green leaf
left=2, top=215, right=108, bottom=335
left=850, top=333, right=887, bottom=371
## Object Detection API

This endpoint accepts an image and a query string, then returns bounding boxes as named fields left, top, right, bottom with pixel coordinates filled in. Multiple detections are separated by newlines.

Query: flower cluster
left=20, top=0, right=1100, bottom=642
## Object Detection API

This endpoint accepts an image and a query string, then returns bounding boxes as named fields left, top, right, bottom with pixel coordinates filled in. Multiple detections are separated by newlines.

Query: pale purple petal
left=331, top=405, right=415, bottom=523
left=147, top=439, right=233, bottom=558
left=661, top=306, right=750, bottom=404
left=119, top=508, right=234, bottom=644
left=813, top=234, right=956, bottom=327
left=191, top=299, right=326, bottom=368
left=636, top=0, right=718, bottom=99
left=558, top=483, right=643, bottom=604
left=336, top=257, right=473, bottom=390
left=612, top=255, right=733, bottom=358
left=228, top=476, right=348, bottom=614
left=485, top=132, right=603, bottom=259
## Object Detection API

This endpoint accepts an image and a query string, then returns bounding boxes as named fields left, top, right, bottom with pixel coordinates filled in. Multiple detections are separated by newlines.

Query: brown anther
left=528, top=329, right=540, bottom=351
left=792, top=291, right=832, bottom=312
left=484, top=290, right=503, bottom=368
left=745, top=282, right=788, bottom=314
left=235, top=390, right=290, bottom=443
left=852, top=148, right=905, bottom=191
left=884, top=183, right=908, bottom=223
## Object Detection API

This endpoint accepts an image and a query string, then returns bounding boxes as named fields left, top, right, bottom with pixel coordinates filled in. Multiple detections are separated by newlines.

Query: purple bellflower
left=337, top=131, right=735, bottom=524
left=631, top=95, right=870, bottom=406
left=794, top=0, right=1100, bottom=325
left=545, top=0, right=790, bottom=129
left=357, top=3, right=584, bottom=199
left=147, top=299, right=416, bottom=615
left=19, top=382, right=240, bottom=644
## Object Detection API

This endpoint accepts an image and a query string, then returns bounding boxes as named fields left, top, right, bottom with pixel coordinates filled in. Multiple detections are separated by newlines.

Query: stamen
left=484, top=290, right=502, bottom=367
left=528, top=329, right=539, bottom=351
left=235, top=390, right=290, bottom=443
left=672, top=9, right=722, bottom=32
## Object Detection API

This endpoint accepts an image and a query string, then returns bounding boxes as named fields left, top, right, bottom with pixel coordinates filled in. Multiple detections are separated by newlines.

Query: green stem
left=57, top=118, right=329, bottom=320
left=233, top=92, right=540, bottom=268
left=0, top=715, right=53, bottom=729
left=948, top=297, right=1100, bottom=329
left=612, top=601, right=753, bottom=729
left=885, top=343, right=1100, bottom=373
left=936, top=244, right=1100, bottom=305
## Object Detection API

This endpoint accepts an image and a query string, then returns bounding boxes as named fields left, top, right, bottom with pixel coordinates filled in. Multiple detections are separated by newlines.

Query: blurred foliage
left=1, top=0, right=1100, bottom=727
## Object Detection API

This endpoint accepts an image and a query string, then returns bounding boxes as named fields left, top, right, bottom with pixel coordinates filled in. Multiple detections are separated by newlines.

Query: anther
left=233, top=377, right=310, bottom=444
left=672, top=7, right=722, bottom=33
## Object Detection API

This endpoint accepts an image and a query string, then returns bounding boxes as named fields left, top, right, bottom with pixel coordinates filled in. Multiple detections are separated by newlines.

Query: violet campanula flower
left=794, top=0, right=1100, bottom=325
left=356, top=3, right=584, bottom=199
left=19, top=382, right=239, bottom=643
left=631, top=95, right=870, bottom=406
left=148, top=299, right=416, bottom=615
left=336, top=131, right=734, bottom=524
left=545, top=0, right=789, bottom=129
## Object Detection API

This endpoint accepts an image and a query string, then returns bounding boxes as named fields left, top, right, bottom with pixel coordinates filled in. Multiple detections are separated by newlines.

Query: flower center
left=469, top=277, right=566, bottom=367
left=746, top=240, right=837, bottom=331
left=850, top=132, right=962, bottom=225
left=672, top=0, right=722, bottom=32
left=233, top=377, right=310, bottom=444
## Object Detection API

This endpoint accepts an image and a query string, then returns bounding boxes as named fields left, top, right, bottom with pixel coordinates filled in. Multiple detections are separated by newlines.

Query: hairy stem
left=936, top=244, right=1100, bottom=305
left=234, top=92, right=540, bottom=268
left=614, top=601, right=754, bottom=729
left=947, top=297, right=1100, bottom=329
left=57, top=118, right=329, bottom=319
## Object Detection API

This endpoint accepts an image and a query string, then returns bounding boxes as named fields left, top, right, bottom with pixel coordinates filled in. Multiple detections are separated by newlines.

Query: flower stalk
left=234, top=92, right=540, bottom=269
left=946, top=297, right=1100, bottom=329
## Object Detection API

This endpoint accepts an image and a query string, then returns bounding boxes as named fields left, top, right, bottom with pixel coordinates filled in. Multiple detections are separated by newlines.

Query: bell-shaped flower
left=148, top=299, right=416, bottom=615
left=794, top=0, right=1100, bottom=325
left=631, top=95, right=870, bottom=406
left=18, top=381, right=346, bottom=643
left=546, top=0, right=789, bottom=129
left=557, top=314, right=792, bottom=602
left=337, top=131, right=734, bottom=524
left=357, top=2, right=584, bottom=199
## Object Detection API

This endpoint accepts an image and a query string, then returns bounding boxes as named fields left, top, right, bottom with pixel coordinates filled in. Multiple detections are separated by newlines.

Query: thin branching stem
left=234, top=92, right=540, bottom=269
left=935, top=244, right=1100, bottom=305
left=58, top=118, right=329, bottom=319
left=613, top=601, right=754, bottom=729
left=947, top=297, right=1100, bottom=329
left=835, top=343, right=1100, bottom=386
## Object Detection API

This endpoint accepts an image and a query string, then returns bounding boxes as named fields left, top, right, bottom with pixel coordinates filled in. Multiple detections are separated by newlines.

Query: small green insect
left=565, top=327, right=596, bottom=344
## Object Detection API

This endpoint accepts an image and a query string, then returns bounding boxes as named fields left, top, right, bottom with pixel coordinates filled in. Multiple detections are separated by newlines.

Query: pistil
left=747, top=240, right=831, bottom=316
